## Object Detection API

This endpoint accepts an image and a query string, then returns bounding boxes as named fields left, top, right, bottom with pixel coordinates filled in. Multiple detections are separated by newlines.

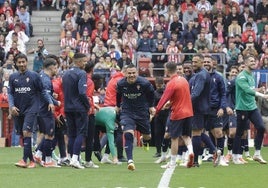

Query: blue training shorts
left=13, top=113, right=37, bottom=135
left=192, top=114, right=206, bottom=130
left=65, top=112, right=88, bottom=137
left=38, top=116, right=55, bottom=137
left=166, top=117, right=192, bottom=139
left=120, top=114, right=151, bottom=135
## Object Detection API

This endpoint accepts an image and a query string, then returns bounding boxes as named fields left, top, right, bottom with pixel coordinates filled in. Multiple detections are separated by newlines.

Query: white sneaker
left=179, top=160, right=187, bottom=167
left=113, top=161, right=122, bottom=165
left=161, top=162, right=177, bottom=169
left=253, top=155, right=267, bottom=164
left=233, top=158, right=245, bottom=165
left=155, top=156, right=167, bottom=164
left=101, top=157, right=113, bottom=164
left=127, top=160, right=135, bottom=171
left=84, top=161, right=99, bottom=168
left=219, top=156, right=229, bottom=167
left=202, top=153, right=213, bottom=161
left=70, top=160, right=85, bottom=169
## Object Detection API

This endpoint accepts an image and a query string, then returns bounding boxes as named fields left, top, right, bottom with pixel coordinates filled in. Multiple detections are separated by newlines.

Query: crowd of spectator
left=54, top=0, right=268, bottom=81
left=0, top=0, right=33, bottom=94
left=2, top=0, right=268, bottom=92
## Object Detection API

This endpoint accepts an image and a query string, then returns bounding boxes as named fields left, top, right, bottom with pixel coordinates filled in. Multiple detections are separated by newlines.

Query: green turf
left=0, top=147, right=267, bottom=188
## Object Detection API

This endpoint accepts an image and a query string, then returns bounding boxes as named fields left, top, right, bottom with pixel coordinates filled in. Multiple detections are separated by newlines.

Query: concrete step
left=32, top=25, right=60, bottom=34
left=26, top=10, right=62, bottom=60
left=31, top=10, right=62, bottom=17
left=31, top=16, right=61, bottom=23
left=28, top=35, right=61, bottom=45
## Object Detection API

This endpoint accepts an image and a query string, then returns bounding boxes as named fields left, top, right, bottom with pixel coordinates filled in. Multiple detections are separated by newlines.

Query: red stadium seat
left=138, top=57, right=151, bottom=77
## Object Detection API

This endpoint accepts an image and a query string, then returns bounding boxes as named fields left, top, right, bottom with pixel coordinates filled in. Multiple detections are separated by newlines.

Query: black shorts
left=13, top=113, right=37, bottom=136
left=205, top=115, right=224, bottom=131
left=223, top=113, right=237, bottom=131
left=38, top=116, right=55, bottom=137
left=120, top=114, right=151, bottom=135
left=192, top=114, right=206, bottom=130
left=65, top=111, right=88, bottom=137
left=166, top=117, right=192, bottom=139
left=55, top=115, right=67, bottom=135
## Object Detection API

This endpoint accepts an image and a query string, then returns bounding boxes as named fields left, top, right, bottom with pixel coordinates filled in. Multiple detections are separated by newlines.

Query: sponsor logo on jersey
left=15, top=87, right=31, bottom=93
left=123, top=92, right=141, bottom=99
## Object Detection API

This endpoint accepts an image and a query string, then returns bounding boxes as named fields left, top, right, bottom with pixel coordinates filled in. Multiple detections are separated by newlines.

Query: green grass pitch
left=0, top=147, right=267, bottom=188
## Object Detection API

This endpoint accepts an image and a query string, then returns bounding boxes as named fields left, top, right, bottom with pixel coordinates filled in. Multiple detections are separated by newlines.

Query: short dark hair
left=15, top=53, right=27, bottom=62
left=43, top=58, right=57, bottom=68
left=193, top=53, right=204, bottom=61
left=126, top=63, right=135, bottom=69
left=155, top=76, right=164, bottom=85
left=165, top=62, right=177, bottom=73
left=84, top=62, right=95, bottom=73
left=73, top=52, right=86, bottom=59
left=46, top=54, right=60, bottom=67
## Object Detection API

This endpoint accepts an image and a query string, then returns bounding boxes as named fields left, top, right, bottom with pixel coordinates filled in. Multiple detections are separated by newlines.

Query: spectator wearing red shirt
left=241, top=22, right=256, bottom=43
left=91, top=22, right=109, bottom=44
left=0, top=86, right=8, bottom=103
left=94, top=3, right=109, bottom=24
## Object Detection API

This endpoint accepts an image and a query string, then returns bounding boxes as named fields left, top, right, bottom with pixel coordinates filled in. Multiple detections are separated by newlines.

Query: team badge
left=26, top=77, right=30, bottom=83
left=137, top=85, right=140, bottom=90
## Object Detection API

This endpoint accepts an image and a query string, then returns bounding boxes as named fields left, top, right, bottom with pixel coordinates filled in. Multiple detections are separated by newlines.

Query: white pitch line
left=157, top=167, right=175, bottom=188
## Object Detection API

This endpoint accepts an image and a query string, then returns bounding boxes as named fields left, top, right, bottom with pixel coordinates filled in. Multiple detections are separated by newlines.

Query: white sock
left=61, top=157, right=67, bottom=161
left=45, top=156, right=52, bottom=163
left=187, top=144, right=193, bottom=154
left=35, top=150, right=42, bottom=158
left=233, top=154, right=237, bottom=160
left=177, top=155, right=182, bottom=160
left=181, top=152, right=186, bottom=161
left=162, top=152, right=166, bottom=158
left=254, top=150, right=260, bottom=156
left=228, top=150, right=232, bottom=155
left=245, top=151, right=250, bottom=156
left=72, top=154, right=78, bottom=162
left=103, top=153, right=109, bottom=159
left=170, top=155, right=176, bottom=165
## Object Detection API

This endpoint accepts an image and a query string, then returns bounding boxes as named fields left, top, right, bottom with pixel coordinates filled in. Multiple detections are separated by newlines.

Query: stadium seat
left=138, top=57, right=151, bottom=77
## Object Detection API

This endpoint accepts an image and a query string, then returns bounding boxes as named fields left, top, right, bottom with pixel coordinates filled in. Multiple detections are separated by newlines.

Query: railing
left=135, top=52, right=227, bottom=77
left=253, top=70, right=268, bottom=88
left=134, top=52, right=227, bottom=65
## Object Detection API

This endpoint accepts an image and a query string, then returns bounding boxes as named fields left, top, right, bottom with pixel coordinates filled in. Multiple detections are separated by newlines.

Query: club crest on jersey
left=137, top=85, right=140, bottom=90
left=26, top=77, right=30, bottom=83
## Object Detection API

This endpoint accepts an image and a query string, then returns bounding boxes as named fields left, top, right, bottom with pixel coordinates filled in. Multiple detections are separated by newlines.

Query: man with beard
left=232, top=55, right=268, bottom=165
left=9, top=54, right=47, bottom=168
left=189, top=54, right=220, bottom=167
left=203, top=55, right=232, bottom=166
left=33, top=58, right=61, bottom=168
left=115, top=64, right=155, bottom=171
